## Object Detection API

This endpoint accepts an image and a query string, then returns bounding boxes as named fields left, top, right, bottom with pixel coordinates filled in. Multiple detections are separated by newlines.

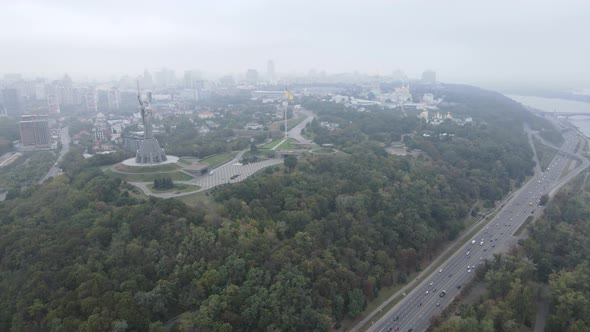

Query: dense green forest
left=0, top=85, right=559, bottom=331
left=433, top=172, right=590, bottom=331
left=159, top=126, right=250, bottom=159
left=304, top=85, right=549, bottom=204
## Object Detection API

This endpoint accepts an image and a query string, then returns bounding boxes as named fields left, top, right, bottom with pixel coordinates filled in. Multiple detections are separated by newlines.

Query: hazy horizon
left=1, top=0, right=589, bottom=89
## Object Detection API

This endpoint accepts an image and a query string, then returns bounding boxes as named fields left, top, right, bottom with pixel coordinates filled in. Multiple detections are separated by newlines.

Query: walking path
left=288, top=109, right=314, bottom=144
left=271, top=138, right=287, bottom=150
left=128, top=110, right=315, bottom=198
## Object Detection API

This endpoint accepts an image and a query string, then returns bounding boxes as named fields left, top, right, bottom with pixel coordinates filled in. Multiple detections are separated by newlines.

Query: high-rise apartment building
left=142, top=69, right=154, bottom=88
left=155, top=68, right=176, bottom=87
left=19, top=114, right=50, bottom=148
left=107, top=88, right=120, bottom=110
left=421, top=70, right=436, bottom=83
left=58, top=74, right=75, bottom=105
left=267, top=60, right=275, bottom=84
left=12, top=81, right=36, bottom=100
left=183, top=70, right=202, bottom=89
left=1, top=88, right=22, bottom=115
left=47, top=94, right=60, bottom=114
left=35, top=81, right=46, bottom=100
left=85, top=89, right=98, bottom=113
left=246, top=69, right=259, bottom=84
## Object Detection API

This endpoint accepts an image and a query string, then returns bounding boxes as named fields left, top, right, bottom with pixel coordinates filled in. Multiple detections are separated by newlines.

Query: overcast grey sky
left=0, top=0, right=588, bottom=87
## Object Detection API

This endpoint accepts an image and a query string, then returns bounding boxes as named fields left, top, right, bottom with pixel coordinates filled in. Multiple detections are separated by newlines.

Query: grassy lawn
left=200, top=152, right=238, bottom=169
left=275, top=138, right=298, bottom=150
left=243, top=150, right=275, bottom=159
left=259, top=138, right=284, bottom=149
left=104, top=168, right=193, bottom=182
left=114, top=163, right=181, bottom=173
left=312, top=147, right=334, bottom=154
left=178, top=159, right=192, bottom=165
left=146, top=183, right=201, bottom=194
left=176, top=191, right=212, bottom=205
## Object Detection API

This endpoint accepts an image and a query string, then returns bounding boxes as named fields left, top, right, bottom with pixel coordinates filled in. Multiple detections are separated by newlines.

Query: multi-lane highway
left=369, top=128, right=588, bottom=332
left=39, top=126, right=70, bottom=184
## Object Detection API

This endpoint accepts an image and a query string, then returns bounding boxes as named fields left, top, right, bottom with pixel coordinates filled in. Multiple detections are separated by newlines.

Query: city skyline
left=1, top=0, right=589, bottom=89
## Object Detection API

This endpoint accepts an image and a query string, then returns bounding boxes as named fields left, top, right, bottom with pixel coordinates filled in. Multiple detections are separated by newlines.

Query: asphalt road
left=288, top=108, right=314, bottom=145
left=39, top=126, right=69, bottom=184
left=369, top=129, right=589, bottom=332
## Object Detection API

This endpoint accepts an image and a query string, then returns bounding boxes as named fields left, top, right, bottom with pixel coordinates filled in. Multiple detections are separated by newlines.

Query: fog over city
left=1, top=0, right=589, bottom=87
left=5, top=1, right=590, bottom=332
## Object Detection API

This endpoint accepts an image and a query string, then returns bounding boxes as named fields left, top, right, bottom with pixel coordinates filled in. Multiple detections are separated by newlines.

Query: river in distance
left=507, top=95, right=590, bottom=137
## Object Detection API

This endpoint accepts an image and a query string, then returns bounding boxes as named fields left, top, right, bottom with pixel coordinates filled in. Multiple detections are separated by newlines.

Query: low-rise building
left=252, top=90, right=285, bottom=100
left=245, top=123, right=264, bottom=130
left=320, top=121, right=340, bottom=130
left=197, top=111, right=215, bottom=119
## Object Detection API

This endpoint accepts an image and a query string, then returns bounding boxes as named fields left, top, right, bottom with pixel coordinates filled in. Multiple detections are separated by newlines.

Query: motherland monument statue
left=135, top=82, right=167, bottom=163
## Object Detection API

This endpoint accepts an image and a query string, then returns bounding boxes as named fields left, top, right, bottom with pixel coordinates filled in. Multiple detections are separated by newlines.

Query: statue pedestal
left=122, top=155, right=178, bottom=167
left=136, top=137, right=167, bottom=164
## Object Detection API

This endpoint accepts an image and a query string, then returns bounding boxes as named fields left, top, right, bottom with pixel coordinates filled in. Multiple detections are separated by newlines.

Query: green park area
left=311, top=147, right=334, bottom=154
left=259, top=138, right=298, bottom=151
left=199, top=152, right=238, bottom=169
left=275, top=138, right=298, bottom=150
left=147, top=182, right=201, bottom=194
left=104, top=168, right=193, bottom=182
left=259, top=138, right=284, bottom=149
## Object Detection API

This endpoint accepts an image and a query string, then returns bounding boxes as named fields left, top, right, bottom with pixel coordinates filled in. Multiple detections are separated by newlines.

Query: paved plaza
left=194, top=158, right=284, bottom=190
left=128, top=109, right=314, bottom=198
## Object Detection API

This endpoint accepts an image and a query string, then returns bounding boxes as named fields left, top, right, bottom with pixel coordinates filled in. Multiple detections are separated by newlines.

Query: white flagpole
left=284, top=101, right=288, bottom=138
